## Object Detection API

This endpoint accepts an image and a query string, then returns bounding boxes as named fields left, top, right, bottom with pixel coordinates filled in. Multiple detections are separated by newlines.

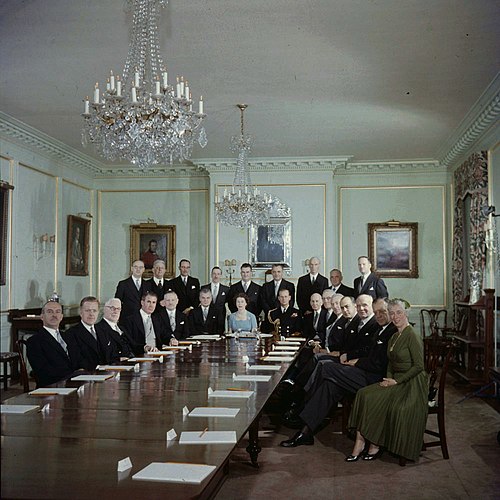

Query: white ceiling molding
left=336, top=160, right=442, bottom=175
left=195, top=157, right=352, bottom=174
left=437, top=72, right=500, bottom=169
left=0, top=111, right=103, bottom=176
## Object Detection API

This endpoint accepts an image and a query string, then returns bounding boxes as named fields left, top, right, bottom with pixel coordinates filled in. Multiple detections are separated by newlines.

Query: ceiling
left=1, top=0, right=499, bottom=166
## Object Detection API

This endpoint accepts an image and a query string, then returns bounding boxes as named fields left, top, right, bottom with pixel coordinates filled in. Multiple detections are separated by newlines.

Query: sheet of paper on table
left=232, top=373, right=271, bottom=382
left=188, top=407, right=240, bottom=418
left=1, top=404, right=40, bottom=414
left=29, top=388, right=78, bottom=396
left=132, top=462, right=217, bottom=484
left=276, top=340, right=301, bottom=345
left=208, top=389, right=254, bottom=398
left=273, top=346, right=300, bottom=351
left=96, top=365, right=135, bottom=371
left=179, top=430, right=237, bottom=444
left=128, top=357, right=158, bottom=362
left=187, top=335, right=222, bottom=340
left=246, top=364, right=282, bottom=371
left=261, top=356, right=295, bottom=362
left=70, top=374, right=114, bottom=382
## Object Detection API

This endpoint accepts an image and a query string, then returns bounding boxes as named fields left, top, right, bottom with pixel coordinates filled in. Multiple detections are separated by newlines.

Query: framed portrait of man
left=130, top=223, right=176, bottom=279
left=66, top=215, right=90, bottom=276
left=368, top=221, right=418, bottom=278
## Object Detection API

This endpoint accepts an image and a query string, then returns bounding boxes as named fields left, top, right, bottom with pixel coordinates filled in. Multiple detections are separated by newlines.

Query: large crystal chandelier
left=81, top=0, right=207, bottom=169
left=215, top=104, right=271, bottom=228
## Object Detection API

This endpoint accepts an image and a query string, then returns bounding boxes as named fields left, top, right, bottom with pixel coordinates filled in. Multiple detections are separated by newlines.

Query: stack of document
left=133, top=462, right=216, bottom=484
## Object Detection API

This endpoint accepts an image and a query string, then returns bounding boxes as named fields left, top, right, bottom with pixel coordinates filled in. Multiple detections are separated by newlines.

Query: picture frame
left=249, top=198, right=292, bottom=269
left=130, top=223, right=176, bottom=279
left=66, top=215, right=90, bottom=276
left=368, top=221, right=418, bottom=278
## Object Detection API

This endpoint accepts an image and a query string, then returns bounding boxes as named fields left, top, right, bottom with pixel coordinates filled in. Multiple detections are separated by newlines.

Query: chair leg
left=437, top=410, right=449, bottom=459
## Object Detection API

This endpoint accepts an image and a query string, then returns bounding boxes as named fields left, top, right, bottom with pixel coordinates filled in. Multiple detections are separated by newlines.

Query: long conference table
left=1, top=336, right=300, bottom=499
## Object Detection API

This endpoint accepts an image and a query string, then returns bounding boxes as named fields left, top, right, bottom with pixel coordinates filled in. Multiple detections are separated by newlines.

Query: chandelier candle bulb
left=199, top=96, right=204, bottom=114
left=185, top=82, right=190, bottom=100
left=116, top=77, right=121, bottom=97
left=84, top=98, right=89, bottom=115
left=155, top=80, right=161, bottom=95
left=106, top=79, right=111, bottom=92
left=180, top=76, right=185, bottom=96
left=134, top=69, right=140, bottom=88
left=162, top=70, right=168, bottom=88
left=131, top=87, right=137, bottom=103
left=110, top=71, right=115, bottom=91
left=93, top=83, right=99, bottom=104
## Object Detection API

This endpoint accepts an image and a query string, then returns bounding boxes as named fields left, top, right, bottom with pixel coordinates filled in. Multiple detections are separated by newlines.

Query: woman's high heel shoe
left=363, top=449, right=383, bottom=461
left=345, top=451, right=365, bottom=462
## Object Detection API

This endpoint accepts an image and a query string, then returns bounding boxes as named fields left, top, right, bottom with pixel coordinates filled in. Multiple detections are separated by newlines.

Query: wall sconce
left=33, top=233, right=55, bottom=260
left=223, top=259, right=237, bottom=285
left=304, top=258, right=310, bottom=274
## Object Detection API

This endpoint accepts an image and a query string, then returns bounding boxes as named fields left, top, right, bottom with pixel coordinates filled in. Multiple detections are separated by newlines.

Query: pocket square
left=221, top=292, right=226, bottom=296
left=377, top=340, right=383, bottom=344
left=180, top=321, right=185, bottom=325
left=369, top=286, right=374, bottom=290
left=191, top=285, right=196, bottom=289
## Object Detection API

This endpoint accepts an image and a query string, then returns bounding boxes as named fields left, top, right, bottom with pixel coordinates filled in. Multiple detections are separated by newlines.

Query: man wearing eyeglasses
left=94, top=298, right=132, bottom=360
left=115, top=259, right=153, bottom=322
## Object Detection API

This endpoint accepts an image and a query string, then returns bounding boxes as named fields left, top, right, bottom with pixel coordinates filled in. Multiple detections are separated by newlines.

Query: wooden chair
left=15, top=339, right=32, bottom=393
left=423, top=340, right=454, bottom=459
left=420, top=309, right=448, bottom=339
left=0, top=352, right=20, bottom=390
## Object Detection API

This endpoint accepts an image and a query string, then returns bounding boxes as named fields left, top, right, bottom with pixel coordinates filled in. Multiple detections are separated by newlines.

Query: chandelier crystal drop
left=81, top=0, right=207, bottom=169
left=215, top=104, right=272, bottom=228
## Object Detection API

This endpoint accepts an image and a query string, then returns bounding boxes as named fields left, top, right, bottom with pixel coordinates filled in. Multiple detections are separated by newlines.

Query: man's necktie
left=183, top=277, right=187, bottom=287
left=169, top=313, right=176, bottom=331
left=135, top=279, right=140, bottom=290
left=56, top=330, right=68, bottom=355
left=311, top=275, right=316, bottom=285
left=275, top=282, right=280, bottom=298
left=158, top=279, right=162, bottom=288
left=145, top=316, right=155, bottom=347
left=203, top=307, right=208, bottom=321
left=243, top=282, right=248, bottom=293
left=90, top=326, right=97, bottom=340
left=212, top=285, right=218, bottom=302
left=313, top=311, right=319, bottom=330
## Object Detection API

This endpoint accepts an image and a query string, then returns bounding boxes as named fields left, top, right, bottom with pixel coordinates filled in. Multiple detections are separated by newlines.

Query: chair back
left=15, top=339, right=31, bottom=392
left=420, top=308, right=447, bottom=338
left=425, top=340, right=454, bottom=408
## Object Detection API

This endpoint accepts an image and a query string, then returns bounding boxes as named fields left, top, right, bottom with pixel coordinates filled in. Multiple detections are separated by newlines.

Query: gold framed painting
left=66, top=215, right=91, bottom=276
left=130, top=223, right=176, bottom=279
left=368, top=221, right=418, bottom=278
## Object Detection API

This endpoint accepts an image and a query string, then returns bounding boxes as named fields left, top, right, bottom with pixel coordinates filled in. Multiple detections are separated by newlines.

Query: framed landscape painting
left=368, top=221, right=418, bottom=278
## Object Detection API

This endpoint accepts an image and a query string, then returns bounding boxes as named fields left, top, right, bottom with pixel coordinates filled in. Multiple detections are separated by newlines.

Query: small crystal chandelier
left=215, top=104, right=271, bottom=228
left=81, top=0, right=207, bottom=169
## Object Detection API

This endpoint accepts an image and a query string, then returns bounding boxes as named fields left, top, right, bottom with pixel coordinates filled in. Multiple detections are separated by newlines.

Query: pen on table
left=226, top=387, right=248, bottom=391
left=199, top=427, right=208, bottom=438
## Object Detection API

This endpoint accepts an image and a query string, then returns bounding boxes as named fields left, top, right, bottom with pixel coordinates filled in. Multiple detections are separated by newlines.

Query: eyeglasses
left=105, top=306, right=122, bottom=312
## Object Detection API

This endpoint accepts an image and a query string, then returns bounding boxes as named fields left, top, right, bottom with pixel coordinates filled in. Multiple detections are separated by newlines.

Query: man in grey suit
left=328, top=269, right=355, bottom=296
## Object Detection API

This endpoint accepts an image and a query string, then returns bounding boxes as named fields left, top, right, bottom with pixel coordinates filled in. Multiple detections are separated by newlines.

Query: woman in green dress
left=346, top=299, right=428, bottom=462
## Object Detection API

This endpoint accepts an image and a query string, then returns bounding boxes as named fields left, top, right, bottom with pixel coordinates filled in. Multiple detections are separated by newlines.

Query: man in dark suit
left=353, top=256, right=388, bottom=299
left=150, top=259, right=169, bottom=311
left=296, top=257, right=329, bottom=315
left=26, top=301, right=86, bottom=387
left=227, top=263, right=262, bottom=317
left=122, top=292, right=167, bottom=356
left=202, top=266, right=229, bottom=317
left=167, top=259, right=200, bottom=315
left=156, top=290, right=190, bottom=341
left=280, top=298, right=396, bottom=447
left=94, top=298, right=132, bottom=360
left=189, top=288, right=225, bottom=335
left=67, top=296, right=116, bottom=371
left=260, top=263, right=296, bottom=333
left=302, top=293, right=324, bottom=340
left=328, top=268, right=355, bottom=297
left=115, top=260, right=153, bottom=323
left=267, top=288, right=302, bottom=338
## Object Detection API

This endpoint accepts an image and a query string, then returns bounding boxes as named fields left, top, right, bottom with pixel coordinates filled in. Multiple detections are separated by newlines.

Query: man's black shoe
left=279, top=431, right=314, bottom=447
